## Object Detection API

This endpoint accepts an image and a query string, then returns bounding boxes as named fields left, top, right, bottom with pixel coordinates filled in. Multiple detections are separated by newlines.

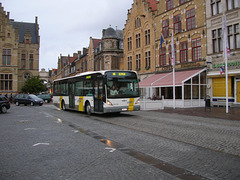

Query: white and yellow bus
left=53, top=70, right=140, bottom=114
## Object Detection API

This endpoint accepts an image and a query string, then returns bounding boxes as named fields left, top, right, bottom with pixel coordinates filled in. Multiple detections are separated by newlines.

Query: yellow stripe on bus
left=128, top=98, right=134, bottom=111
left=79, top=96, right=84, bottom=111
left=60, top=96, right=63, bottom=108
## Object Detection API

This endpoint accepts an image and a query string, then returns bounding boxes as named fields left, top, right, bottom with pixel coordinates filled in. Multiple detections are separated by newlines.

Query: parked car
left=14, top=94, right=44, bottom=106
left=37, top=94, right=52, bottom=103
left=0, top=95, right=11, bottom=113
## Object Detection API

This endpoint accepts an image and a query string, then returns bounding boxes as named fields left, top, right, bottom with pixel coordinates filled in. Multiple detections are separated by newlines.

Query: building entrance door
left=237, top=81, right=240, bottom=103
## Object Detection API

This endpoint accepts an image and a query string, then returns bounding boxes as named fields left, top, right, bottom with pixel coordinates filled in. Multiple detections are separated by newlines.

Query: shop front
left=207, top=60, right=240, bottom=106
left=139, top=68, right=207, bottom=108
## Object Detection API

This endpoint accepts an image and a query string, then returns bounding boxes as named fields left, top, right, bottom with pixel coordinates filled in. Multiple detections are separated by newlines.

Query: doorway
left=94, top=78, right=104, bottom=112
left=69, top=82, right=75, bottom=108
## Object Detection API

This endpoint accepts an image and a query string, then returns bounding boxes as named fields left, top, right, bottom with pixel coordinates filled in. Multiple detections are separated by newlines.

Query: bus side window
left=83, top=80, right=93, bottom=96
left=75, top=81, right=83, bottom=96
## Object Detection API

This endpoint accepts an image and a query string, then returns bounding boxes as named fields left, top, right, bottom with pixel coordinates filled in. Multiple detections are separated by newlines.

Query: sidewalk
left=158, top=107, right=240, bottom=121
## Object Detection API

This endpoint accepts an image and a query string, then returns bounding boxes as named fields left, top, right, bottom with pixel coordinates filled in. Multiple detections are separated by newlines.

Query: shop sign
left=212, top=61, right=240, bottom=69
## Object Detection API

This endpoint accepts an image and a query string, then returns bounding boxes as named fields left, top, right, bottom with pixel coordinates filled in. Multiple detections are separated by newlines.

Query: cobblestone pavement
left=0, top=106, right=178, bottom=180
left=158, top=107, right=240, bottom=121
left=1, top=105, right=240, bottom=180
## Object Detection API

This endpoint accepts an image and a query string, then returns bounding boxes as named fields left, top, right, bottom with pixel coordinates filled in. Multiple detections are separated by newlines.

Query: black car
left=0, top=95, right=11, bottom=113
left=14, top=94, right=44, bottom=106
left=37, top=94, right=52, bottom=103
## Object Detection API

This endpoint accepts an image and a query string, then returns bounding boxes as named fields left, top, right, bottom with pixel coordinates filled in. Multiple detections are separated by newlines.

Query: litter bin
left=205, top=95, right=211, bottom=111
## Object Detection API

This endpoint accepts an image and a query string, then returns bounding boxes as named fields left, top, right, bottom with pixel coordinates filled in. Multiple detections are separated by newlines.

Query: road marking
left=32, top=143, right=50, bottom=147
left=105, top=147, right=116, bottom=153
left=24, top=128, right=36, bottom=130
left=57, top=118, right=62, bottom=123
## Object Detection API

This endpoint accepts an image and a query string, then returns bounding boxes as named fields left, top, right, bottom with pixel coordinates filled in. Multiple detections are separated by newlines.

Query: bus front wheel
left=85, top=102, right=91, bottom=115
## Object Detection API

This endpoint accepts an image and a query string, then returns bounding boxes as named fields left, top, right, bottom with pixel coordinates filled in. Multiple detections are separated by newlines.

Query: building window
left=136, top=33, right=141, bottom=48
left=24, top=73, right=31, bottom=79
left=234, top=24, right=240, bottom=49
left=211, top=0, right=222, bottom=16
left=168, top=44, right=177, bottom=65
left=166, top=0, right=174, bottom=11
left=180, top=0, right=187, bottom=4
left=145, top=29, right=150, bottom=45
left=180, top=41, right=188, bottom=63
left=192, top=38, right=201, bottom=61
left=26, top=39, right=30, bottom=44
left=145, top=51, right=151, bottom=69
left=174, top=14, right=181, bottom=34
left=136, top=54, right=141, bottom=71
left=128, top=56, right=132, bottom=70
left=228, top=24, right=240, bottom=50
left=135, top=17, right=141, bottom=28
left=160, top=47, right=166, bottom=66
left=212, top=29, right=223, bottom=53
left=29, top=54, right=34, bottom=69
left=0, top=74, right=13, bottom=90
left=2, top=49, right=11, bottom=65
left=21, top=54, right=26, bottom=69
left=162, top=19, right=169, bottom=38
left=186, top=9, right=195, bottom=30
left=227, top=0, right=239, bottom=10
left=7, top=33, right=11, bottom=38
left=128, top=37, right=132, bottom=51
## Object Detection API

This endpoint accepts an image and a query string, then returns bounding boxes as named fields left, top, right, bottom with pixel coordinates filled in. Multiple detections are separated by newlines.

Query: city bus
left=53, top=70, right=140, bottom=114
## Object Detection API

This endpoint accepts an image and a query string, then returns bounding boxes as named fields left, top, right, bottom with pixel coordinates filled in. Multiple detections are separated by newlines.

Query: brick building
left=94, top=27, right=124, bottom=71
left=123, top=0, right=157, bottom=79
left=125, top=0, right=208, bottom=107
left=0, top=3, right=40, bottom=94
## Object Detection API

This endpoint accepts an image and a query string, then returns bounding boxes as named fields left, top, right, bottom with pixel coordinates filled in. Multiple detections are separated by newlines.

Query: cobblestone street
left=0, top=105, right=240, bottom=179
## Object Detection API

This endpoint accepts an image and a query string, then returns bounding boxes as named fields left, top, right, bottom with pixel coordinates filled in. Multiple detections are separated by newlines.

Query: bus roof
left=53, top=70, right=137, bottom=82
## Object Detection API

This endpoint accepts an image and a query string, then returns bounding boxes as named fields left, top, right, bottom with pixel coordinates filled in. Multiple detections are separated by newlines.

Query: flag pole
left=172, top=30, right=176, bottom=109
left=222, top=13, right=229, bottom=113
left=225, top=57, right=229, bottom=113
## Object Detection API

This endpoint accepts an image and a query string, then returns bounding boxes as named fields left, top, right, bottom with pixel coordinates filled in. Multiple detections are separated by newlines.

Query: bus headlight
left=135, top=99, right=140, bottom=104
left=107, top=100, right=113, bottom=106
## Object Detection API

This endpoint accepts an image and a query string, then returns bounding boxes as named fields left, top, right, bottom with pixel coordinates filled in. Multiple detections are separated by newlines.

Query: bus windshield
left=106, top=72, right=140, bottom=98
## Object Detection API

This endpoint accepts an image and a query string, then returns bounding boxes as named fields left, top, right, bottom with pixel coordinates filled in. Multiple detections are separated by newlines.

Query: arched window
left=24, top=73, right=31, bottom=79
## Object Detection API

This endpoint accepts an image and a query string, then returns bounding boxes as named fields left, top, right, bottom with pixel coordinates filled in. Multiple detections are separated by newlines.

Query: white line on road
left=32, top=143, right=50, bottom=147
left=105, top=147, right=116, bottom=153
left=24, top=128, right=36, bottom=130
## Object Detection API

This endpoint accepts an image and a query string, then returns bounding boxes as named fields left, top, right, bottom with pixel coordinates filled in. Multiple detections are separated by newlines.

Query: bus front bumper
left=103, top=105, right=140, bottom=113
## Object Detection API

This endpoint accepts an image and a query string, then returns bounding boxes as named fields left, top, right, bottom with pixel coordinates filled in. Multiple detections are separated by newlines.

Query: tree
left=21, top=76, right=47, bottom=94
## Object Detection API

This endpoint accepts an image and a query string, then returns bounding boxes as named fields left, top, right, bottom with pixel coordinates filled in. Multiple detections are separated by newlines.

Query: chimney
left=73, top=53, right=78, bottom=58
left=83, top=48, right=88, bottom=54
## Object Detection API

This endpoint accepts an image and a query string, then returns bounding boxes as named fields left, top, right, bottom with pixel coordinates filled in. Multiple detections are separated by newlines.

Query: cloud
left=1, top=0, right=133, bottom=70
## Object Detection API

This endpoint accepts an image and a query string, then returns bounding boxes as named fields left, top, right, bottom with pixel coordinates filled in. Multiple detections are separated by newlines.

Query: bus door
left=94, top=78, right=103, bottom=112
left=69, top=82, right=75, bottom=109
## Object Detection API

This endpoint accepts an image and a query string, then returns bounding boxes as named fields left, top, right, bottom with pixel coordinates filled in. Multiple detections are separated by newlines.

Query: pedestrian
left=9, top=93, right=13, bottom=103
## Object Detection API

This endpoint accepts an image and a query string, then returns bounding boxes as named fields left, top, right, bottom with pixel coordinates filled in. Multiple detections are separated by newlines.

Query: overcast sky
left=1, top=0, right=133, bottom=70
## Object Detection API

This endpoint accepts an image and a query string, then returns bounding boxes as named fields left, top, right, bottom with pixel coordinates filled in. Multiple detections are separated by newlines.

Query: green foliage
left=21, top=76, right=47, bottom=94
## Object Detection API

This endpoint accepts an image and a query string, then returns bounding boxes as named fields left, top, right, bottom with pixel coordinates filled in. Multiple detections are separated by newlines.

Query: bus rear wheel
left=85, top=102, right=91, bottom=115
